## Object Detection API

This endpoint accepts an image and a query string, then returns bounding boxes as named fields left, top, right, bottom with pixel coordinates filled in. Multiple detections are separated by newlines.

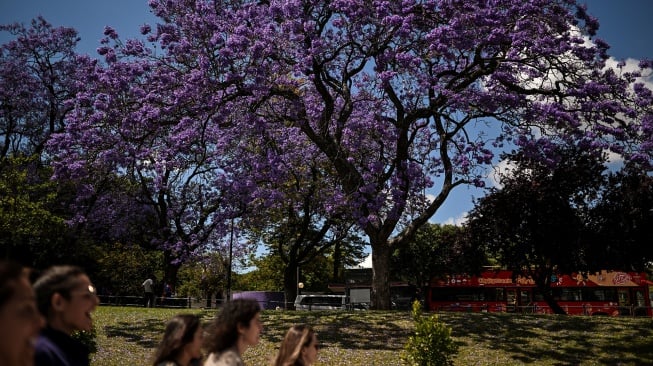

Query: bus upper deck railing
left=435, top=303, right=651, bottom=316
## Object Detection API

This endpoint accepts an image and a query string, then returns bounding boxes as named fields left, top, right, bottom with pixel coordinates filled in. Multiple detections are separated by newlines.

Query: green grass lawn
left=90, top=306, right=653, bottom=366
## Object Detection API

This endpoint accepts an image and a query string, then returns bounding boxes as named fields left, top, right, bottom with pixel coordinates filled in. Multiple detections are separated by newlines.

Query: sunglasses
left=70, top=285, right=98, bottom=300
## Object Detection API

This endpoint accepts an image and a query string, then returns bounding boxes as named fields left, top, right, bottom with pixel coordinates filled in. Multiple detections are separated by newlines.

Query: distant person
left=164, top=283, right=173, bottom=298
left=0, top=260, right=45, bottom=366
left=33, top=265, right=100, bottom=366
left=152, top=314, right=204, bottom=366
left=203, top=299, right=263, bottom=366
left=143, top=277, right=155, bottom=307
left=271, top=324, right=319, bottom=366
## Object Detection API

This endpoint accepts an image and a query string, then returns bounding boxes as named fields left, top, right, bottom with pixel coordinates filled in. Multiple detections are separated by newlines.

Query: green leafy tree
left=90, top=242, right=163, bottom=296
left=177, top=251, right=228, bottom=304
left=464, top=142, right=606, bottom=314
left=246, top=190, right=365, bottom=307
left=237, top=253, right=285, bottom=292
left=238, top=249, right=341, bottom=307
left=392, top=223, right=486, bottom=290
left=587, top=163, right=653, bottom=270
left=0, top=156, right=67, bottom=264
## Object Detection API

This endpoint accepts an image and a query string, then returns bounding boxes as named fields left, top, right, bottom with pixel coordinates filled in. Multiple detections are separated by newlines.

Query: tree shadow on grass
left=103, top=318, right=165, bottom=349
left=261, top=310, right=413, bottom=351
left=258, top=310, right=653, bottom=365
left=439, top=312, right=653, bottom=365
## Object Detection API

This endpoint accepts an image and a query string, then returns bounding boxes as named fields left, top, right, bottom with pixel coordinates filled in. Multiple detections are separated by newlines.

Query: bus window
left=506, top=289, right=517, bottom=312
left=635, top=290, right=645, bottom=307
left=520, top=289, right=532, bottom=304
left=582, top=288, right=617, bottom=302
left=559, top=288, right=581, bottom=301
left=482, top=288, right=503, bottom=301
left=617, top=289, right=630, bottom=307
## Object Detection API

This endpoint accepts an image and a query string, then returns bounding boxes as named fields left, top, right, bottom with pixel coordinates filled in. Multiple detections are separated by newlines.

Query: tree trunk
left=332, top=240, right=342, bottom=283
left=163, top=251, right=180, bottom=295
left=541, top=287, right=567, bottom=315
left=205, top=292, right=213, bottom=308
left=531, top=270, right=567, bottom=315
left=370, top=242, right=392, bottom=310
left=284, top=261, right=299, bottom=310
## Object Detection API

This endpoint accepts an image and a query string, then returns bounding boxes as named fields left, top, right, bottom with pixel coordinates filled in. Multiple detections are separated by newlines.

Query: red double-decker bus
left=427, top=270, right=653, bottom=316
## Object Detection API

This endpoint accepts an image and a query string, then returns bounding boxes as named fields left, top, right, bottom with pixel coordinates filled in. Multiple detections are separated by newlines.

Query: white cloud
left=441, top=212, right=468, bottom=226
left=605, top=57, right=653, bottom=90
left=488, top=159, right=519, bottom=189
left=356, top=253, right=373, bottom=268
left=605, top=149, right=624, bottom=167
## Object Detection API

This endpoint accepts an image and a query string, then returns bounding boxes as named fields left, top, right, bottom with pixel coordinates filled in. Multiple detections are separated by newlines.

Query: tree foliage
left=89, top=241, right=164, bottom=296
left=391, top=223, right=485, bottom=289
left=0, top=18, right=91, bottom=266
left=0, top=156, right=68, bottom=265
left=238, top=250, right=337, bottom=306
left=177, top=251, right=228, bottom=299
left=467, top=141, right=607, bottom=270
left=464, top=141, right=610, bottom=313
left=241, top=136, right=365, bottom=305
left=0, top=17, right=91, bottom=160
left=587, top=163, right=653, bottom=270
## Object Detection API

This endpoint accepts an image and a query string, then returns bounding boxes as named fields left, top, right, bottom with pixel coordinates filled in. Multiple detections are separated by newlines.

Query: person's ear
left=52, top=292, right=66, bottom=312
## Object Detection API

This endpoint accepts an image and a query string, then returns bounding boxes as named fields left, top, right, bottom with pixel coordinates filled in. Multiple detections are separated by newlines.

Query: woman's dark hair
left=152, top=314, right=202, bottom=366
left=32, top=265, right=86, bottom=317
left=0, top=260, right=25, bottom=309
left=204, top=298, right=261, bottom=353
left=272, top=324, right=315, bottom=366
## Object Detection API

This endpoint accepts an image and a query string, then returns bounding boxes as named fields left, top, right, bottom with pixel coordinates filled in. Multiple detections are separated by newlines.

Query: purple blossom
left=103, top=26, right=119, bottom=39
left=140, top=23, right=151, bottom=35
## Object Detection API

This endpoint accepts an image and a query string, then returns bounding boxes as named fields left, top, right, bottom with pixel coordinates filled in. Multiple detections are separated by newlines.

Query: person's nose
left=34, top=312, right=45, bottom=332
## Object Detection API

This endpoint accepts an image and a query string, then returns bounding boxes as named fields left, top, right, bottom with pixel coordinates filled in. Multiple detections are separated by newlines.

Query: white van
left=294, top=294, right=346, bottom=311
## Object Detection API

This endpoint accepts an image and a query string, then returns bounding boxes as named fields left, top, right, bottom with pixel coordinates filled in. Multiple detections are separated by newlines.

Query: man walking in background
left=142, top=277, right=154, bottom=307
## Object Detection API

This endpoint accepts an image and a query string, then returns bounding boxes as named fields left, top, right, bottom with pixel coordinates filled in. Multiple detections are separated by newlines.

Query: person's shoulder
left=203, top=350, right=243, bottom=366
left=156, top=361, right=178, bottom=366
left=35, top=332, right=60, bottom=353
left=34, top=334, right=66, bottom=366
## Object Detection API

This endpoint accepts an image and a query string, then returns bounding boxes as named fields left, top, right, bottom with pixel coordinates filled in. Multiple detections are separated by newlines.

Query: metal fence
left=98, top=295, right=191, bottom=308
left=98, top=296, right=292, bottom=310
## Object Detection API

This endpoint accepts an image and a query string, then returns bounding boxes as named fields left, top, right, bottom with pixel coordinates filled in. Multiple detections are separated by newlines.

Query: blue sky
left=1, top=0, right=652, bottom=227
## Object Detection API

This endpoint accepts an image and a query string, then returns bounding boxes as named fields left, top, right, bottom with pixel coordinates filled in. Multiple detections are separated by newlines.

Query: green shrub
left=73, top=325, right=97, bottom=354
left=402, top=300, right=458, bottom=366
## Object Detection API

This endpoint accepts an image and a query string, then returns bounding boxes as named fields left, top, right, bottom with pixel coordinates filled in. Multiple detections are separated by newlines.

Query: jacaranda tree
left=0, top=18, right=105, bottom=267
left=47, top=23, right=258, bottom=285
left=50, top=0, right=652, bottom=308
left=0, top=16, right=90, bottom=160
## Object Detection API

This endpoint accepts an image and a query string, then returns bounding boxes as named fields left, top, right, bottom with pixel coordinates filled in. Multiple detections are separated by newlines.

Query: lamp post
left=226, top=217, right=234, bottom=302
left=296, top=264, right=305, bottom=296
